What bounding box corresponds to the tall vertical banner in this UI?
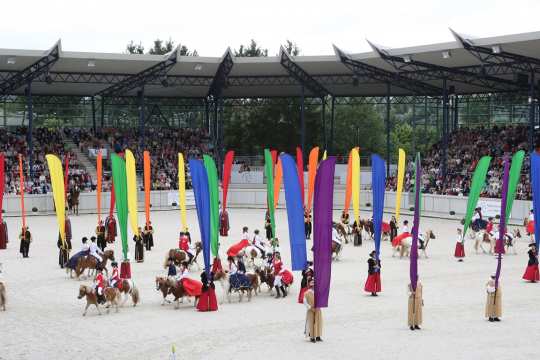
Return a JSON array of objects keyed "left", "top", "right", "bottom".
[
  {"left": 46, "top": 155, "right": 66, "bottom": 247},
  {"left": 371, "top": 154, "right": 386, "bottom": 259},
  {"left": 395, "top": 148, "right": 406, "bottom": 221},
  {"left": 18, "top": 154, "right": 26, "bottom": 229},
  {"left": 296, "top": 147, "right": 305, "bottom": 206},
  {"left": 313, "top": 157, "right": 336, "bottom": 308},
  {"left": 111, "top": 153, "right": 129, "bottom": 261},
  {"left": 125, "top": 150, "right": 139, "bottom": 236},
  {"left": 531, "top": 152, "right": 540, "bottom": 250},
  {"left": 504, "top": 150, "right": 525, "bottom": 224},
  {"left": 322, "top": 150, "right": 327, "bottom": 160},
  {"left": 264, "top": 149, "right": 276, "bottom": 238},
  {"left": 351, "top": 148, "right": 360, "bottom": 226},
  {"left": 0, "top": 154, "right": 4, "bottom": 223},
  {"left": 178, "top": 153, "right": 187, "bottom": 231},
  {"left": 273, "top": 158, "right": 283, "bottom": 208},
  {"left": 143, "top": 151, "right": 151, "bottom": 226},
  {"left": 222, "top": 150, "right": 235, "bottom": 212},
  {"left": 344, "top": 149, "right": 353, "bottom": 214},
  {"left": 307, "top": 147, "right": 320, "bottom": 211},
  {"left": 495, "top": 156, "right": 510, "bottom": 287},
  {"left": 280, "top": 154, "right": 307, "bottom": 271},
  {"left": 410, "top": 153, "right": 422, "bottom": 292},
  {"left": 203, "top": 155, "right": 220, "bottom": 257},
  {"left": 96, "top": 151, "right": 102, "bottom": 223},
  {"left": 462, "top": 156, "right": 492, "bottom": 238},
  {"left": 189, "top": 160, "right": 211, "bottom": 274}
]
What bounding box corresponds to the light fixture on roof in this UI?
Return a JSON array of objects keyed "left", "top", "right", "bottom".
[
  {"left": 87, "top": 60, "right": 96, "bottom": 67},
  {"left": 194, "top": 64, "right": 203, "bottom": 71},
  {"left": 442, "top": 50, "right": 451, "bottom": 59},
  {"left": 7, "top": 57, "right": 16, "bottom": 65},
  {"left": 403, "top": 55, "right": 412, "bottom": 63},
  {"left": 491, "top": 45, "right": 502, "bottom": 54}
]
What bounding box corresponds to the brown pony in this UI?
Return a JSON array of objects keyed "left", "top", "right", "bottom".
[
  {"left": 77, "top": 284, "right": 120, "bottom": 316},
  {"left": 165, "top": 278, "right": 199, "bottom": 309},
  {"left": 155, "top": 276, "right": 172, "bottom": 305},
  {"left": 331, "top": 241, "right": 343, "bottom": 260},
  {"left": 109, "top": 279, "right": 139, "bottom": 306},
  {"left": 335, "top": 223, "right": 349, "bottom": 244},
  {"left": 73, "top": 250, "right": 115, "bottom": 279},
  {"left": 165, "top": 242, "right": 203, "bottom": 268},
  {"left": 255, "top": 266, "right": 275, "bottom": 293},
  {"left": 0, "top": 282, "right": 5, "bottom": 311}
]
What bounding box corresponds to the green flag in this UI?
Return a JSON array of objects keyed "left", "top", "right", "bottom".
[
  {"left": 264, "top": 149, "right": 276, "bottom": 238},
  {"left": 111, "top": 153, "right": 129, "bottom": 260},
  {"left": 505, "top": 150, "right": 525, "bottom": 224},
  {"left": 203, "top": 155, "right": 220, "bottom": 257},
  {"left": 463, "top": 156, "right": 492, "bottom": 237}
]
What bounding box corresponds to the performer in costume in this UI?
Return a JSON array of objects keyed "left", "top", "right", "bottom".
[
  {"left": 19, "top": 226, "right": 31, "bottom": 258},
  {"left": 211, "top": 256, "right": 223, "bottom": 275},
  {"left": 219, "top": 207, "right": 230, "bottom": 236},
  {"left": 143, "top": 222, "right": 154, "bottom": 251},
  {"left": 331, "top": 223, "right": 342, "bottom": 253},
  {"left": 133, "top": 227, "right": 144, "bottom": 263},
  {"left": 264, "top": 211, "right": 272, "bottom": 241},
  {"left": 179, "top": 231, "right": 195, "bottom": 263},
  {"left": 166, "top": 258, "right": 177, "bottom": 277},
  {"left": 197, "top": 271, "right": 218, "bottom": 312},
  {"left": 303, "top": 279, "right": 323, "bottom": 343},
  {"left": 176, "top": 262, "right": 202, "bottom": 297},
  {"left": 298, "top": 261, "right": 314, "bottom": 304},
  {"left": 0, "top": 219, "right": 8, "bottom": 249},
  {"left": 304, "top": 209, "right": 312, "bottom": 240},
  {"left": 472, "top": 207, "right": 487, "bottom": 231},
  {"left": 109, "top": 261, "right": 121, "bottom": 289},
  {"left": 94, "top": 266, "right": 106, "bottom": 304},
  {"left": 96, "top": 220, "right": 106, "bottom": 251},
  {"left": 272, "top": 252, "right": 293, "bottom": 298},
  {"left": 454, "top": 228, "right": 465, "bottom": 261},
  {"left": 485, "top": 275, "right": 502, "bottom": 322},
  {"left": 105, "top": 214, "right": 117, "bottom": 243},
  {"left": 89, "top": 236, "right": 103, "bottom": 262},
  {"left": 522, "top": 243, "right": 540, "bottom": 282},
  {"left": 364, "top": 251, "right": 381, "bottom": 296},
  {"left": 407, "top": 279, "right": 423, "bottom": 330},
  {"left": 392, "top": 220, "right": 410, "bottom": 248},
  {"left": 227, "top": 256, "right": 251, "bottom": 291},
  {"left": 66, "top": 237, "right": 90, "bottom": 270},
  {"left": 57, "top": 218, "right": 72, "bottom": 268},
  {"left": 527, "top": 210, "right": 535, "bottom": 242},
  {"left": 389, "top": 216, "right": 398, "bottom": 242},
  {"left": 352, "top": 219, "right": 362, "bottom": 247},
  {"left": 252, "top": 229, "right": 267, "bottom": 258}
]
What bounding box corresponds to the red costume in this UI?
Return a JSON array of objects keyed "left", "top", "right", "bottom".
[
  {"left": 523, "top": 248, "right": 540, "bottom": 282},
  {"left": 179, "top": 234, "right": 190, "bottom": 252},
  {"left": 486, "top": 221, "right": 494, "bottom": 234},
  {"left": 392, "top": 232, "right": 410, "bottom": 247},
  {"left": 364, "top": 258, "right": 382, "bottom": 293},
  {"left": 95, "top": 273, "right": 106, "bottom": 293},
  {"left": 110, "top": 267, "right": 122, "bottom": 290},
  {"left": 454, "top": 242, "right": 465, "bottom": 258},
  {"left": 273, "top": 259, "right": 283, "bottom": 275},
  {"left": 211, "top": 258, "right": 223, "bottom": 274},
  {"left": 381, "top": 222, "right": 391, "bottom": 233},
  {"left": 527, "top": 220, "right": 535, "bottom": 235},
  {"left": 105, "top": 216, "right": 117, "bottom": 243},
  {"left": 181, "top": 278, "right": 203, "bottom": 297},
  {"left": 280, "top": 269, "right": 293, "bottom": 285},
  {"left": 226, "top": 239, "right": 250, "bottom": 257},
  {"left": 219, "top": 210, "right": 230, "bottom": 236}
]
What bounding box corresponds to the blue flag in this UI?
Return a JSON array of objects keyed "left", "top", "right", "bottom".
[
  {"left": 188, "top": 159, "right": 211, "bottom": 275},
  {"left": 371, "top": 154, "right": 386, "bottom": 259}
]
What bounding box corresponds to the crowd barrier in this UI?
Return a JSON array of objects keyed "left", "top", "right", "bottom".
[{"left": 3, "top": 188, "right": 531, "bottom": 224}]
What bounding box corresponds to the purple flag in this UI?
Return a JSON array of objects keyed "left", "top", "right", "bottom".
[
  {"left": 313, "top": 157, "right": 336, "bottom": 308},
  {"left": 410, "top": 153, "right": 422, "bottom": 292},
  {"left": 532, "top": 152, "right": 540, "bottom": 250},
  {"left": 495, "top": 155, "right": 510, "bottom": 288}
]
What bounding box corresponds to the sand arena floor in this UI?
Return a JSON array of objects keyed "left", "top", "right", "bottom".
[{"left": 0, "top": 208, "right": 539, "bottom": 360}]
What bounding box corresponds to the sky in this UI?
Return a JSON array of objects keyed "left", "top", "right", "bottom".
[{"left": 2, "top": 0, "right": 540, "bottom": 56}]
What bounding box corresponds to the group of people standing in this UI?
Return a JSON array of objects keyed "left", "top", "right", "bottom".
[{"left": 133, "top": 223, "right": 155, "bottom": 263}]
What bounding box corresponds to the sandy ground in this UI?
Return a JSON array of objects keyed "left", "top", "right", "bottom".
[{"left": 0, "top": 208, "right": 539, "bottom": 360}]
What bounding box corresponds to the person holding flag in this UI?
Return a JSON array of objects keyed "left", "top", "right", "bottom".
[
  {"left": 408, "top": 277, "right": 424, "bottom": 330},
  {"left": 364, "top": 251, "right": 381, "bottom": 296},
  {"left": 485, "top": 274, "right": 502, "bottom": 322}
]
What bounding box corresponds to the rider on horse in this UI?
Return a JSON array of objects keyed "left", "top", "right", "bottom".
[
  {"left": 89, "top": 236, "right": 103, "bottom": 262},
  {"left": 94, "top": 266, "right": 106, "bottom": 304},
  {"left": 332, "top": 223, "right": 342, "bottom": 252},
  {"left": 109, "top": 261, "right": 121, "bottom": 289},
  {"left": 252, "top": 229, "right": 266, "bottom": 258},
  {"left": 179, "top": 231, "right": 194, "bottom": 263}
]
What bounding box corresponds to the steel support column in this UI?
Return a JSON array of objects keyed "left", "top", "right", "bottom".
[
  {"left": 300, "top": 86, "right": 306, "bottom": 160},
  {"left": 385, "top": 82, "right": 391, "bottom": 176},
  {"left": 442, "top": 79, "right": 449, "bottom": 180},
  {"left": 91, "top": 96, "right": 96, "bottom": 134},
  {"left": 321, "top": 98, "right": 327, "bottom": 151},
  {"left": 529, "top": 71, "right": 536, "bottom": 152},
  {"left": 26, "top": 82, "right": 34, "bottom": 177},
  {"left": 330, "top": 96, "right": 335, "bottom": 155}
]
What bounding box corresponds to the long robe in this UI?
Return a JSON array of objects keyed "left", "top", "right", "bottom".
[
  {"left": 133, "top": 234, "right": 144, "bottom": 262},
  {"left": 143, "top": 225, "right": 154, "bottom": 251},
  {"left": 485, "top": 281, "right": 502, "bottom": 318},
  {"left": 96, "top": 225, "right": 106, "bottom": 251},
  {"left": 0, "top": 221, "right": 7, "bottom": 249},
  {"left": 304, "top": 289, "right": 323, "bottom": 339},
  {"left": 407, "top": 282, "right": 423, "bottom": 326}
]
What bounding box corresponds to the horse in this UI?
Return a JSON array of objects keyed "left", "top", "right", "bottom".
[
  {"left": 72, "top": 250, "right": 115, "bottom": 279},
  {"left": 396, "top": 230, "right": 436, "bottom": 258},
  {"left": 165, "top": 242, "right": 202, "bottom": 269},
  {"left": 77, "top": 284, "right": 120, "bottom": 316},
  {"left": 0, "top": 282, "right": 5, "bottom": 311},
  {"left": 505, "top": 228, "right": 521, "bottom": 254},
  {"left": 213, "top": 270, "right": 230, "bottom": 304},
  {"left": 155, "top": 276, "right": 173, "bottom": 305},
  {"left": 335, "top": 223, "right": 349, "bottom": 244},
  {"left": 165, "top": 278, "right": 198, "bottom": 309},
  {"left": 470, "top": 230, "right": 495, "bottom": 254},
  {"left": 255, "top": 266, "right": 275, "bottom": 294},
  {"left": 109, "top": 279, "right": 139, "bottom": 307},
  {"left": 331, "top": 240, "right": 343, "bottom": 261},
  {"left": 246, "top": 246, "right": 268, "bottom": 269}
]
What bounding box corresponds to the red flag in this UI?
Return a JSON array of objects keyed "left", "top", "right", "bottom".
[
  {"left": 296, "top": 147, "right": 304, "bottom": 206},
  {"left": 270, "top": 150, "right": 278, "bottom": 173},
  {"left": 307, "top": 147, "right": 320, "bottom": 211},
  {"left": 222, "top": 150, "right": 235, "bottom": 211}
]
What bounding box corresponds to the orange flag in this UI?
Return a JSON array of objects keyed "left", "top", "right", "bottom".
[
  {"left": 307, "top": 147, "right": 320, "bottom": 211},
  {"left": 143, "top": 151, "right": 151, "bottom": 226},
  {"left": 274, "top": 158, "right": 283, "bottom": 208},
  {"left": 18, "top": 154, "right": 26, "bottom": 229},
  {"left": 96, "top": 151, "right": 102, "bottom": 223}
]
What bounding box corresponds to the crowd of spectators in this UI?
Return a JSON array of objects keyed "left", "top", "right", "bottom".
[{"left": 386, "top": 125, "right": 532, "bottom": 200}]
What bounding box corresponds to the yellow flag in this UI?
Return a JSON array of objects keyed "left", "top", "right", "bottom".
[
  {"left": 178, "top": 153, "right": 187, "bottom": 231},
  {"left": 322, "top": 150, "right": 327, "bottom": 160},
  {"left": 46, "top": 154, "right": 66, "bottom": 246},
  {"left": 351, "top": 148, "right": 360, "bottom": 225},
  {"left": 125, "top": 149, "right": 139, "bottom": 236},
  {"left": 395, "top": 148, "right": 406, "bottom": 221}
]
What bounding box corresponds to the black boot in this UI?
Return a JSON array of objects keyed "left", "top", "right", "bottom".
[
  {"left": 414, "top": 325, "right": 421, "bottom": 330},
  {"left": 275, "top": 286, "right": 281, "bottom": 298},
  {"left": 410, "top": 326, "right": 415, "bottom": 330},
  {"left": 488, "top": 317, "right": 494, "bottom": 322},
  {"left": 316, "top": 337, "right": 322, "bottom": 342},
  {"left": 494, "top": 317, "right": 501, "bottom": 322},
  {"left": 281, "top": 286, "right": 287, "bottom": 298},
  {"left": 310, "top": 338, "right": 316, "bottom": 343}
]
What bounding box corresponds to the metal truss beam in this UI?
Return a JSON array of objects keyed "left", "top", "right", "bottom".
[
  {"left": 97, "top": 46, "right": 179, "bottom": 97},
  {"left": 333, "top": 45, "right": 440, "bottom": 95},
  {"left": 0, "top": 40, "right": 61, "bottom": 96},
  {"left": 367, "top": 41, "right": 522, "bottom": 92},
  {"left": 280, "top": 47, "right": 331, "bottom": 97},
  {"left": 207, "top": 49, "right": 234, "bottom": 98}
]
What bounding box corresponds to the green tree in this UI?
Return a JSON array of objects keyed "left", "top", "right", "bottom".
[
  {"left": 126, "top": 41, "right": 144, "bottom": 54},
  {"left": 234, "top": 40, "right": 268, "bottom": 57}
]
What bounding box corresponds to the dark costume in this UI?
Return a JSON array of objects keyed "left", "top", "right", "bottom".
[
  {"left": 167, "top": 261, "right": 177, "bottom": 277},
  {"left": 197, "top": 272, "right": 218, "bottom": 312},
  {"left": 220, "top": 210, "right": 230, "bottom": 236},
  {"left": 96, "top": 223, "right": 106, "bottom": 251},
  {"left": 298, "top": 266, "right": 314, "bottom": 304},
  {"left": 0, "top": 220, "right": 7, "bottom": 249},
  {"left": 229, "top": 260, "right": 251, "bottom": 290},
  {"left": 105, "top": 215, "right": 117, "bottom": 243},
  {"left": 352, "top": 221, "right": 362, "bottom": 246},
  {"left": 265, "top": 214, "right": 272, "bottom": 241},
  {"left": 133, "top": 233, "right": 144, "bottom": 262},
  {"left": 523, "top": 248, "right": 540, "bottom": 282},
  {"left": 390, "top": 218, "right": 398, "bottom": 242},
  {"left": 364, "top": 257, "right": 382, "bottom": 294},
  {"left": 19, "top": 228, "right": 31, "bottom": 258},
  {"left": 304, "top": 213, "right": 312, "bottom": 240},
  {"left": 57, "top": 219, "right": 73, "bottom": 268},
  {"left": 143, "top": 224, "right": 154, "bottom": 251}
]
